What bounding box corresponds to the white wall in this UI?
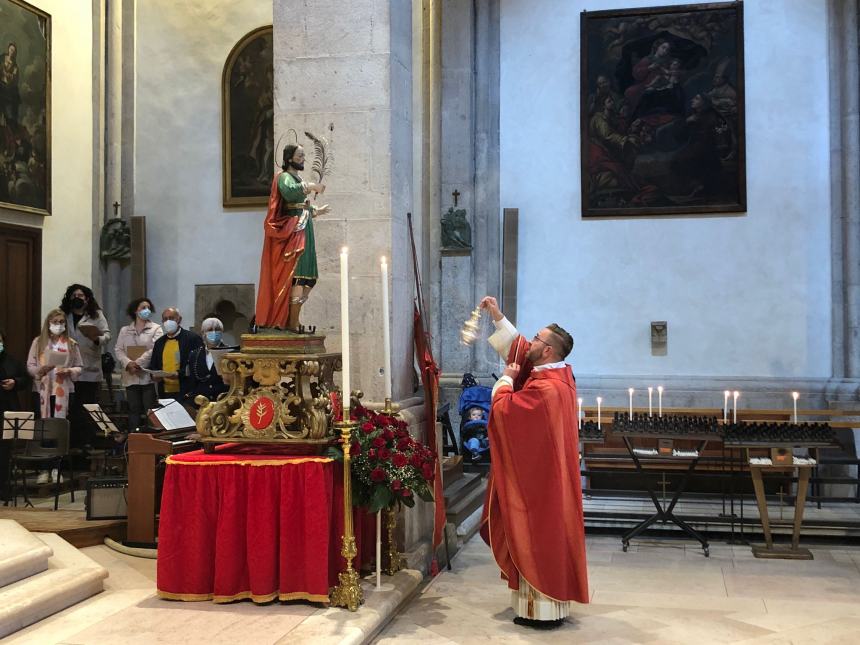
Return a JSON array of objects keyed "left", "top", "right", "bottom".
[
  {"left": 500, "top": 0, "right": 831, "bottom": 378},
  {"left": 0, "top": 0, "right": 94, "bottom": 316},
  {"left": 135, "top": 0, "right": 271, "bottom": 324}
]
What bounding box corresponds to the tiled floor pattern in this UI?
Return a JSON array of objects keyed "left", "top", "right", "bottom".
[{"left": 374, "top": 535, "right": 860, "bottom": 644}]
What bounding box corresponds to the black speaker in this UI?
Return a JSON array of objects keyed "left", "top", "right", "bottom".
[{"left": 86, "top": 476, "right": 128, "bottom": 520}]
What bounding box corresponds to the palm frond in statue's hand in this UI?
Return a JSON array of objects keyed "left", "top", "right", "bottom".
[{"left": 304, "top": 130, "right": 333, "bottom": 192}]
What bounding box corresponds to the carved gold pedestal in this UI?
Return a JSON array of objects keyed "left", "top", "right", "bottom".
[{"left": 195, "top": 331, "right": 341, "bottom": 450}]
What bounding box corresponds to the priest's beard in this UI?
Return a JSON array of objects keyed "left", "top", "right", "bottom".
[{"left": 290, "top": 161, "right": 305, "bottom": 171}]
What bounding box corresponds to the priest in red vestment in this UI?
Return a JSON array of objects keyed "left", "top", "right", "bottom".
[{"left": 478, "top": 296, "right": 588, "bottom": 629}]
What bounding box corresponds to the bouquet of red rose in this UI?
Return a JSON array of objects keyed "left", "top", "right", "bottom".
[{"left": 330, "top": 404, "right": 436, "bottom": 512}]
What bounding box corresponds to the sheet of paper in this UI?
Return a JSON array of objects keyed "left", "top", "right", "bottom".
[
  {"left": 83, "top": 403, "right": 120, "bottom": 435},
  {"left": 44, "top": 349, "right": 68, "bottom": 367},
  {"left": 145, "top": 369, "right": 179, "bottom": 379},
  {"left": 126, "top": 345, "right": 147, "bottom": 361},
  {"left": 2, "top": 412, "right": 36, "bottom": 440},
  {"left": 152, "top": 399, "right": 196, "bottom": 431}
]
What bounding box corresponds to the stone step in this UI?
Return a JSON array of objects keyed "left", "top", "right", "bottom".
[
  {"left": 0, "top": 532, "right": 108, "bottom": 639},
  {"left": 442, "top": 455, "right": 464, "bottom": 487},
  {"left": 445, "top": 476, "right": 487, "bottom": 527},
  {"left": 443, "top": 471, "right": 484, "bottom": 507},
  {"left": 0, "top": 520, "right": 52, "bottom": 588}
]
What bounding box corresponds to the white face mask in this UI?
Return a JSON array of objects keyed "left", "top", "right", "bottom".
[
  {"left": 49, "top": 323, "right": 65, "bottom": 336},
  {"left": 163, "top": 319, "right": 179, "bottom": 335}
]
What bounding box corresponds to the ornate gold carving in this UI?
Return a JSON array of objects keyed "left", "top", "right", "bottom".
[
  {"left": 383, "top": 506, "right": 405, "bottom": 575},
  {"left": 196, "top": 348, "right": 342, "bottom": 446}
]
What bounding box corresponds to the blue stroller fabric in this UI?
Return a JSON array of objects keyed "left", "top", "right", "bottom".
[{"left": 459, "top": 374, "right": 492, "bottom": 462}]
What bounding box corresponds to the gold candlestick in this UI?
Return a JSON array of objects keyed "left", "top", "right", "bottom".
[
  {"left": 383, "top": 506, "right": 405, "bottom": 575},
  {"left": 460, "top": 306, "right": 482, "bottom": 346},
  {"left": 330, "top": 420, "right": 364, "bottom": 611}
]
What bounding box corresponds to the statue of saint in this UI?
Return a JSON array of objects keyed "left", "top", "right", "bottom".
[{"left": 255, "top": 144, "right": 330, "bottom": 332}]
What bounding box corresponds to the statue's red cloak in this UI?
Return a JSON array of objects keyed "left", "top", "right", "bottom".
[
  {"left": 480, "top": 336, "right": 589, "bottom": 604},
  {"left": 255, "top": 173, "right": 305, "bottom": 328}
]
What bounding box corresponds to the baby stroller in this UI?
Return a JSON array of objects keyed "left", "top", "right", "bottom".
[{"left": 458, "top": 373, "right": 492, "bottom": 464}]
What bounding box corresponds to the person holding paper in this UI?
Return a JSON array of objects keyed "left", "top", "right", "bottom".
[
  {"left": 148, "top": 307, "right": 203, "bottom": 401},
  {"left": 26, "top": 309, "right": 83, "bottom": 423},
  {"left": 60, "top": 284, "right": 111, "bottom": 447},
  {"left": 186, "top": 317, "right": 231, "bottom": 407},
  {"left": 115, "top": 297, "right": 164, "bottom": 431}
]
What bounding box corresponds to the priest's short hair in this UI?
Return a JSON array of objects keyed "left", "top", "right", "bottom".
[{"left": 547, "top": 323, "right": 574, "bottom": 359}]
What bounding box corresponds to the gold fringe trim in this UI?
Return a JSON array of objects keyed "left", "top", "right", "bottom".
[
  {"left": 165, "top": 456, "right": 333, "bottom": 466},
  {"left": 157, "top": 589, "right": 330, "bottom": 604}
]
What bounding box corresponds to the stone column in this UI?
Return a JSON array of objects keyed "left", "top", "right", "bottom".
[
  {"left": 438, "top": 0, "right": 501, "bottom": 398},
  {"left": 273, "top": 0, "right": 414, "bottom": 403},
  {"left": 829, "top": 0, "right": 860, "bottom": 383}
]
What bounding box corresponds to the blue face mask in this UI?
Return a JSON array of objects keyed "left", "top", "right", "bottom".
[
  {"left": 205, "top": 331, "right": 222, "bottom": 345},
  {"left": 163, "top": 319, "right": 179, "bottom": 335},
  {"left": 0, "top": 343, "right": 4, "bottom": 354},
  {"left": 138, "top": 308, "right": 152, "bottom": 320}
]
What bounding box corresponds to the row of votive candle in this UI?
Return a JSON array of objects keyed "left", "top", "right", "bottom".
[{"left": 722, "top": 390, "right": 801, "bottom": 424}]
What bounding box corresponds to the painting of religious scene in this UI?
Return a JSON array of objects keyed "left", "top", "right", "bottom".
[
  {"left": 0, "top": 0, "right": 50, "bottom": 216},
  {"left": 222, "top": 25, "right": 273, "bottom": 207},
  {"left": 580, "top": 2, "right": 745, "bottom": 217}
]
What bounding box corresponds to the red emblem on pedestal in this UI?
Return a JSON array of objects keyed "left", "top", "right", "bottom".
[{"left": 249, "top": 396, "right": 275, "bottom": 430}]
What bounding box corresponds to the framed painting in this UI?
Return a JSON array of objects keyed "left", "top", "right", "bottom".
[
  {"left": 0, "top": 0, "right": 50, "bottom": 216},
  {"left": 580, "top": 2, "right": 745, "bottom": 217},
  {"left": 222, "top": 25, "right": 273, "bottom": 208}
]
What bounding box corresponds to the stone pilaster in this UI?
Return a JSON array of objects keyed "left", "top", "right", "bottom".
[{"left": 273, "top": 0, "right": 414, "bottom": 402}]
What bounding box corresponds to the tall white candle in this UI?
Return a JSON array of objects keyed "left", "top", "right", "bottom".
[
  {"left": 596, "top": 397, "right": 602, "bottom": 430},
  {"left": 376, "top": 511, "right": 382, "bottom": 589},
  {"left": 732, "top": 390, "right": 739, "bottom": 424},
  {"left": 723, "top": 390, "right": 730, "bottom": 423},
  {"left": 340, "top": 247, "right": 350, "bottom": 421},
  {"left": 657, "top": 386, "right": 664, "bottom": 417},
  {"left": 380, "top": 256, "right": 392, "bottom": 401},
  {"left": 577, "top": 397, "right": 583, "bottom": 431},
  {"left": 628, "top": 388, "right": 634, "bottom": 420},
  {"left": 792, "top": 391, "right": 799, "bottom": 424},
  {"left": 648, "top": 387, "right": 653, "bottom": 417}
]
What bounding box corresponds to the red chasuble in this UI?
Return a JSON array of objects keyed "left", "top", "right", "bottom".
[
  {"left": 255, "top": 173, "right": 306, "bottom": 328},
  {"left": 480, "top": 336, "right": 589, "bottom": 604}
]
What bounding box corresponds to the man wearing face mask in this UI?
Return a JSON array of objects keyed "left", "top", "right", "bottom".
[
  {"left": 60, "top": 284, "right": 111, "bottom": 448},
  {"left": 186, "top": 318, "right": 233, "bottom": 407},
  {"left": 147, "top": 307, "right": 203, "bottom": 401}
]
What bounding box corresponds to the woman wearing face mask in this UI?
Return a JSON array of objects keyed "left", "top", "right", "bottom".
[
  {"left": 186, "top": 318, "right": 232, "bottom": 407},
  {"left": 27, "top": 310, "right": 84, "bottom": 418},
  {"left": 114, "top": 298, "right": 164, "bottom": 431},
  {"left": 60, "top": 284, "right": 111, "bottom": 447}
]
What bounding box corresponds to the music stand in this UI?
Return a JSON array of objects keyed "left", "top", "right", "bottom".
[
  {"left": 83, "top": 404, "right": 120, "bottom": 437},
  {"left": 2, "top": 412, "right": 36, "bottom": 507}
]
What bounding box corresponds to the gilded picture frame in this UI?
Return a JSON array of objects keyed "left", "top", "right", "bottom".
[
  {"left": 580, "top": 2, "right": 746, "bottom": 217},
  {"left": 222, "top": 25, "right": 273, "bottom": 208},
  {"left": 0, "top": 0, "right": 51, "bottom": 216}
]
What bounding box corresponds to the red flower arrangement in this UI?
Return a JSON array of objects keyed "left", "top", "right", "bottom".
[{"left": 331, "top": 404, "right": 436, "bottom": 512}]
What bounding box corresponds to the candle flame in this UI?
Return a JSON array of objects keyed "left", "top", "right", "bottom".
[
  {"left": 381, "top": 255, "right": 387, "bottom": 265},
  {"left": 628, "top": 388, "right": 634, "bottom": 394},
  {"left": 341, "top": 246, "right": 349, "bottom": 254},
  {"left": 724, "top": 390, "right": 730, "bottom": 397},
  {"left": 733, "top": 390, "right": 739, "bottom": 398},
  {"left": 792, "top": 391, "right": 799, "bottom": 400},
  {"left": 596, "top": 396, "right": 603, "bottom": 403},
  {"left": 648, "top": 386, "right": 653, "bottom": 393},
  {"left": 657, "top": 386, "right": 664, "bottom": 393}
]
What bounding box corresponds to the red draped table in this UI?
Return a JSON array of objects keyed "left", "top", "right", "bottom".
[{"left": 156, "top": 445, "right": 374, "bottom": 604}]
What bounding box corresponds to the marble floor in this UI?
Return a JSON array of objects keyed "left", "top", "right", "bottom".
[{"left": 374, "top": 535, "right": 860, "bottom": 644}]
